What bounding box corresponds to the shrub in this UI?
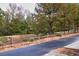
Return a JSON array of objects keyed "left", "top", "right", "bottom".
[
  {"left": 0, "top": 36, "right": 7, "bottom": 46},
  {"left": 0, "top": 41, "right": 3, "bottom": 46},
  {"left": 0, "top": 36, "right": 7, "bottom": 42},
  {"left": 23, "top": 38, "right": 37, "bottom": 42},
  {"left": 22, "top": 39, "right": 28, "bottom": 42},
  {"left": 55, "top": 32, "right": 62, "bottom": 36}
]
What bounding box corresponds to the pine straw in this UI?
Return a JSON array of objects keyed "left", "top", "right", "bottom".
[{"left": 56, "top": 48, "right": 79, "bottom": 56}]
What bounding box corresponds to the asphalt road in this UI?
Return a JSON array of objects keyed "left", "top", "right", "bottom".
[{"left": 0, "top": 35, "right": 79, "bottom": 56}]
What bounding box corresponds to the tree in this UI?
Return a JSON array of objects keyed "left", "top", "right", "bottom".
[
  {"left": 35, "top": 3, "right": 68, "bottom": 34},
  {"left": 35, "top": 3, "right": 79, "bottom": 35},
  {"left": 9, "top": 3, "right": 17, "bottom": 20},
  {"left": 9, "top": 18, "right": 28, "bottom": 35},
  {"left": 0, "top": 8, "right": 6, "bottom": 35}
]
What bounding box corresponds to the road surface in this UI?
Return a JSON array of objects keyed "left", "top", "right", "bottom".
[
  {"left": 0, "top": 35, "right": 79, "bottom": 56},
  {"left": 65, "top": 37, "right": 79, "bottom": 49}
]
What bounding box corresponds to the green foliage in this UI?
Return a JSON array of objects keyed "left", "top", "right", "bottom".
[
  {"left": 35, "top": 3, "right": 79, "bottom": 34},
  {"left": 23, "top": 38, "right": 37, "bottom": 42},
  {"left": 0, "top": 36, "right": 7, "bottom": 42},
  {"left": 0, "top": 36, "right": 7, "bottom": 46},
  {"left": 8, "top": 19, "right": 28, "bottom": 35},
  {"left": 55, "top": 32, "right": 62, "bottom": 36},
  {"left": 0, "top": 4, "right": 79, "bottom": 36}
]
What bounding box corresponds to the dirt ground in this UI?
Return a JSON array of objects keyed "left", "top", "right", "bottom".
[{"left": 56, "top": 48, "right": 79, "bottom": 56}]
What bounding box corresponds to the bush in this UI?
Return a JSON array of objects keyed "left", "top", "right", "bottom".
[
  {"left": 0, "top": 41, "right": 4, "bottom": 46},
  {"left": 23, "top": 39, "right": 28, "bottom": 42},
  {"left": 55, "top": 32, "right": 62, "bottom": 36},
  {"left": 0, "top": 36, "right": 7, "bottom": 46},
  {"left": 28, "top": 39, "right": 35, "bottom": 42},
  {"left": 23, "top": 38, "right": 37, "bottom": 42},
  {"left": 0, "top": 36, "right": 7, "bottom": 42}
]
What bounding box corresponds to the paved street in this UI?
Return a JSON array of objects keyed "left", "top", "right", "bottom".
[
  {"left": 0, "top": 35, "right": 79, "bottom": 56},
  {"left": 65, "top": 36, "right": 79, "bottom": 49}
]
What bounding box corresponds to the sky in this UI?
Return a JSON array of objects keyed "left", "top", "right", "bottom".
[{"left": 0, "top": 3, "right": 36, "bottom": 13}]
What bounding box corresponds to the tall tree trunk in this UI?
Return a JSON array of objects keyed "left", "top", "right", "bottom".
[
  {"left": 78, "top": 23, "right": 79, "bottom": 32},
  {"left": 63, "top": 19, "right": 65, "bottom": 34},
  {"left": 68, "top": 22, "right": 70, "bottom": 34},
  {"left": 73, "top": 22, "right": 76, "bottom": 33},
  {"left": 48, "top": 16, "right": 53, "bottom": 34},
  {"left": 48, "top": 21, "right": 53, "bottom": 34}
]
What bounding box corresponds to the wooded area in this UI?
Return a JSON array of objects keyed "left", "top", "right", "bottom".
[{"left": 0, "top": 3, "right": 79, "bottom": 36}]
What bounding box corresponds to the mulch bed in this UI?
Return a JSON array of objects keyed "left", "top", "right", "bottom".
[{"left": 56, "top": 48, "right": 79, "bottom": 56}]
